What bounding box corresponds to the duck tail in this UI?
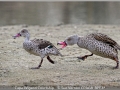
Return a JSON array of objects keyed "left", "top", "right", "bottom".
[
  {"left": 116, "top": 44, "right": 120, "bottom": 50},
  {"left": 54, "top": 46, "right": 63, "bottom": 57},
  {"left": 47, "top": 45, "right": 63, "bottom": 57}
]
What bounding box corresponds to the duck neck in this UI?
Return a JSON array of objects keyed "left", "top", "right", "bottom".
[
  {"left": 77, "top": 36, "right": 86, "bottom": 48},
  {"left": 25, "top": 33, "right": 30, "bottom": 42},
  {"left": 74, "top": 36, "right": 79, "bottom": 44}
]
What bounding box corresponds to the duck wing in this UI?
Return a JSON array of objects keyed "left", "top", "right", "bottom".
[
  {"left": 31, "top": 38, "right": 63, "bottom": 56},
  {"left": 31, "top": 38, "right": 53, "bottom": 49},
  {"left": 90, "top": 33, "right": 117, "bottom": 46}
]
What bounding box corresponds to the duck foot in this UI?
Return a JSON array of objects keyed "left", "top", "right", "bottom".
[
  {"left": 113, "top": 65, "right": 119, "bottom": 69},
  {"left": 113, "top": 66, "right": 119, "bottom": 69},
  {"left": 30, "top": 66, "right": 41, "bottom": 69},
  {"left": 77, "top": 53, "right": 93, "bottom": 61},
  {"left": 77, "top": 56, "right": 87, "bottom": 61},
  {"left": 30, "top": 59, "right": 43, "bottom": 69}
]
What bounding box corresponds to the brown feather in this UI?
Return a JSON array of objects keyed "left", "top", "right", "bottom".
[
  {"left": 31, "top": 38, "right": 53, "bottom": 49},
  {"left": 90, "top": 33, "right": 117, "bottom": 46}
]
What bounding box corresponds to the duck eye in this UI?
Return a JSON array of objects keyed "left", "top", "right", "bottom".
[
  {"left": 22, "top": 30, "right": 25, "bottom": 33},
  {"left": 67, "top": 38, "right": 71, "bottom": 41}
]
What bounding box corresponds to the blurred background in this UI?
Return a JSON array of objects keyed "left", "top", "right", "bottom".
[{"left": 0, "top": 2, "right": 120, "bottom": 26}]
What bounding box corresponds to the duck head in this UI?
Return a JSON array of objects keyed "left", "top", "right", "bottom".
[
  {"left": 57, "top": 35, "right": 79, "bottom": 49},
  {"left": 13, "top": 29, "right": 29, "bottom": 39}
]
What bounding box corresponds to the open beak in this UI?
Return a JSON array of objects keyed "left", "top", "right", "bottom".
[
  {"left": 12, "top": 33, "right": 21, "bottom": 39},
  {"left": 57, "top": 41, "right": 67, "bottom": 48}
]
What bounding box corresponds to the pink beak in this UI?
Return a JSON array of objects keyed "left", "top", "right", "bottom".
[
  {"left": 13, "top": 33, "right": 21, "bottom": 39},
  {"left": 57, "top": 41, "right": 67, "bottom": 48}
]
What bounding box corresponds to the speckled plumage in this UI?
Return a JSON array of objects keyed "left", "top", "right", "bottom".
[
  {"left": 23, "top": 38, "right": 61, "bottom": 58},
  {"left": 13, "top": 29, "right": 62, "bottom": 69},
  {"left": 77, "top": 33, "right": 119, "bottom": 59},
  {"left": 58, "top": 33, "right": 120, "bottom": 69}
]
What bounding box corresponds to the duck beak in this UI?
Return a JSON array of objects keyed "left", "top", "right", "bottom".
[
  {"left": 13, "top": 33, "right": 21, "bottom": 39},
  {"left": 57, "top": 41, "right": 67, "bottom": 48}
]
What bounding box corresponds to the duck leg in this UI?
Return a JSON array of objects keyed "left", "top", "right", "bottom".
[
  {"left": 113, "top": 57, "right": 119, "bottom": 69},
  {"left": 47, "top": 56, "right": 54, "bottom": 64},
  {"left": 30, "top": 59, "right": 43, "bottom": 69},
  {"left": 77, "top": 53, "right": 93, "bottom": 61}
]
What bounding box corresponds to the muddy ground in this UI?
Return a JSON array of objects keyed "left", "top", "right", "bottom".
[{"left": 0, "top": 24, "right": 120, "bottom": 89}]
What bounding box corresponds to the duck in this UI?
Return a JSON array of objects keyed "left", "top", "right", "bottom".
[
  {"left": 13, "top": 29, "right": 62, "bottom": 69},
  {"left": 57, "top": 33, "right": 120, "bottom": 69}
]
